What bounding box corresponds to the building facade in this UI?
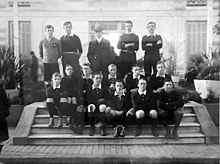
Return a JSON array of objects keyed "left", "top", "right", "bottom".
[{"left": 0, "top": 0, "right": 219, "bottom": 76}]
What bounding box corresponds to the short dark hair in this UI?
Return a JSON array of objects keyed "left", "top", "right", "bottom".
[
  {"left": 65, "top": 64, "right": 73, "bottom": 69},
  {"left": 52, "top": 72, "right": 61, "bottom": 79},
  {"left": 92, "top": 72, "right": 102, "bottom": 78},
  {"left": 132, "top": 63, "right": 140, "bottom": 68},
  {"left": 63, "top": 21, "right": 72, "bottom": 27},
  {"left": 147, "top": 21, "right": 156, "bottom": 27},
  {"left": 164, "top": 78, "right": 173, "bottom": 84},
  {"left": 139, "top": 76, "right": 147, "bottom": 82},
  {"left": 125, "top": 20, "right": 133, "bottom": 26},
  {"left": 115, "top": 79, "right": 125, "bottom": 86},
  {"left": 156, "top": 61, "right": 165, "bottom": 67},
  {"left": 45, "top": 25, "right": 54, "bottom": 31}
]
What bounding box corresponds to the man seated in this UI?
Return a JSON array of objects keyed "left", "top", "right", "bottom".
[
  {"left": 157, "top": 78, "right": 184, "bottom": 140},
  {"left": 102, "top": 63, "right": 119, "bottom": 93},
  {"left": 46, "top": 72, "right": 67, "bottom": 128},
  {"left": 148, "top": 61, "right": 171, "bottom": 93},
  {"left": 106, "top": 79, "right": 131, "bottom": 137},
  {"left": 61, "top": 64, "right": 84, "bottom": 134},
  {"left": 126, "top": 77, "right": 159, "bottom": 137},
  {"left": 124, "top": 64, "right": 144, "bottom": 95},
  {"left": 86, "top": 72, "right": 108, "bottom": 136}
]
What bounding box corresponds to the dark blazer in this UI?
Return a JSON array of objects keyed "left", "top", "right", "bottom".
[
  {"left": 87, "top": 38, "right": 115, "bottom": 74},
  {"left": 0, "top": 86, "right": 10, "bottom": 142}
]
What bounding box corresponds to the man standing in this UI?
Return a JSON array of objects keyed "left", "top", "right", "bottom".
[
  {"left": 117, "top": 20, "right": 139, "bottom": 79},
  {"left": 87, "top": 26, "right": 115, "bottom": 77},
  {"left": 39, "top": 25, "right": 61, "bottom": 87},
  {"left": 60, "top": 21, "right": 83, "bottom": 79},
  {"left": 142, "top": 22, "right": 163, "bottom": 78}
]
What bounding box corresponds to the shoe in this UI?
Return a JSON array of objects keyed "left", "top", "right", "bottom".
[
  {"left": 113, "top": 127, "right": 119, "bottom": 138},
  {"left": 48, "top": 118, "right": 54, "bottom": 127},
  {"left": 172, "top": 128, "right": 179, "bottom": 140},
  {"left": 70, "top": 123, "right": 78, "bottom": 133},
  {"left": 57, "top": 117, "right": 63, "bottom": 127},
  {"left": 66, "top": 116, "right": 72, "bottom": 126},
  {"left": 165, "top": 127, "right": 171, "bottom": 139},
  {"left": 119, "top": 127, "right": 125, "bottom": 137},
  {"left": 77, "top": 125, "right": 84, "bottom": 135},
  {"left": 134, "top": 127, "right": 142, "bottom": 137},
  {"left": 151, "top": 129, "right": 159, "bottom": 137},
  {"left": 100, "top": 127, "right": 106, "bottom": 136},
  {"left": 89, "top": 126, "right": 95, "bottom": 136}
]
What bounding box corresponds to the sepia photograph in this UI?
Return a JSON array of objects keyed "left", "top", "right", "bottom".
[{"left": 0, "top": 0, "right": 219, "bottom": 163}]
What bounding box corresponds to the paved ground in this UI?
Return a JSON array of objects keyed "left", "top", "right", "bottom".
[{"left": 0, "top": 128, "right": 219, "bottom": 164}]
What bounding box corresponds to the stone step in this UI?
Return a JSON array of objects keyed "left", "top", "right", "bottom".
[
  {"left": 27, "top": 133, "right": 205, "bottom": 145},
  {"left": 36, "top": 106, "right": 194, "bottom": 115},
  {"left": 33, "top": 113, "right": 197, "bottom": 125},
  {"left": 31, "top": 123, "right": 201, "bottom": 134}
]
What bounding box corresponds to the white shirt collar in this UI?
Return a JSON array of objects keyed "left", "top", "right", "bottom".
[
  {"left": 108, "top": 74, "right": 117, "bottom": 79},
  {"left": 125, "top": 31, "right": 132, "bottom": 34},
  {"left": 138, "top": 90, "right": 147, "bottom": 95},
  {"left": 83, "top": 74, "right": 92, "bottom": 79},
  {"left": 114, "top": 90, "right": 126, "bottom": 96},
  {"left": 92, "top": 84, "right": 102, "bottom": 90},
  {"left": 133, "top": 74, "right": 140, "bottom": 80},
  {"left": 148, "top": 33, "right": 156, "bottom": 37},
  {"left": 96, "top": 37, "right": 103, "bottom": 44},
  {"left": 53, "top": 85, "right": 61, "bottom": 89},
  {"left": 156, "top": 73, "right": 165, "bottom": 78}
]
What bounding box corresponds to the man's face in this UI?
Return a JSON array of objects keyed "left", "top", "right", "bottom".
[
  {"left": 65, "top": 66, "right": 73, "bottom": 76},
  {"left": 45, "top": 28, "right": 54, "bottom": 37},
  {"left": 95, "top": 31, "right": 102, "bottom": 39},
  {"left": 157, "top": 63, "right": 165, "bottom": 75},
  {"left": 125, "top": 23, "right": 133, "bottom": 33},
  {"left": 82, "top": 66, "right": 91, "bottom": 76},
  {"left": 115, "top": 82, "right": 124, "bottom": 92},
  {"left": 108, "top": 66, "right": 117, "bottom": 76},
  {"left": 164, "top": 81, "right": 173, "bottom": 92},
  {"left": 52, "top": 76, "right": 61, "bottom": 86},
  {"left": 64, "top": 23, "right": 72, "bottom": 35},
  {"left": 147, "top": 23, "right": 156, "bottom": 34},
  {"left": 93, "top": 74, "right": 102, "bottom": 85},
  {"left": 138, "top": 79, "right": 147, "bottom": 92},
  {"left": 132, "top": 66, "right": 140, "bottom": 77}
]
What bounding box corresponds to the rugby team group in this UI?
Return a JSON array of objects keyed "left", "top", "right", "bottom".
[{"left": 40, "top": 20, "right": 184, "bottom": 140}]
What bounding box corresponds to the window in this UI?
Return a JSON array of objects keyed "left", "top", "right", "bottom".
[
  {"left": 89, "top": 21, "right": 125, "bottom": 54},
  {"left": 9, "top": 21, "right": 31, "bottom": 56},
  {"left": 186, "top": 21, "right": 207, "bottom": 57}
]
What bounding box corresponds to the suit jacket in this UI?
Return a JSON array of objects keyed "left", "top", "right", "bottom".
[{"left": 87, "top": 38, "right": 115, "bottom": 73}]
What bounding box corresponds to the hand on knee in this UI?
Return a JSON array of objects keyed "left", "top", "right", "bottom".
[
  {"left": 149, "top": 110, "right": 158, "bottom": 119},
  {"left": 88, "top": 104, "right": 96, "bottom": 113},
  {"left": 77, "top": 105, "right": 84, "bottom": 112},
  {"left": 99, "top": 104, "right": 106, "bottom": 113},
  {"left": 136, "top": 110, "right": 145, "bottom": 119},
  {"left": 46, "top": 98, "right": 54, "bottom": 103},
  {"left": 60, "top": 97, "right": 67, "bottom": 103},
  {"left": 126, "top": 108, "right": 135, "bottom": 117},
  {"left": 71, "top": 97, "right": 77, "bottom": 104},
  {"left": 67, "top": 97, "right": 71, "bottom": 104}
]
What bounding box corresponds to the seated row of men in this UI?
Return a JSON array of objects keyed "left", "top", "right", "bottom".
[{"left": 45, "top": 61, "right": 184, "bottom": 140}]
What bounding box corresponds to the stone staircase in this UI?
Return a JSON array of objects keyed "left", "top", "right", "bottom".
[
  {"left": 19, "top": 102, "right": 212, "bottom": 145},
  {"left": 13, "top": 101, "right": 218, "bottom": 145}
]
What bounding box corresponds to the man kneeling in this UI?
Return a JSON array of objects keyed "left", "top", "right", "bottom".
[{"left": 157, "top": 78, "right": 184, "bottom": 140}]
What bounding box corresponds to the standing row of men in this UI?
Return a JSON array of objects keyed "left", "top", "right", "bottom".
[{"left": 39, "top": 20, "right": 163, "bottom": 86}]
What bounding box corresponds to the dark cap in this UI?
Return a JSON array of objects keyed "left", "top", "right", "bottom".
[{"left": 93, "top": 26, "right": 103, "bottom": 32}]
